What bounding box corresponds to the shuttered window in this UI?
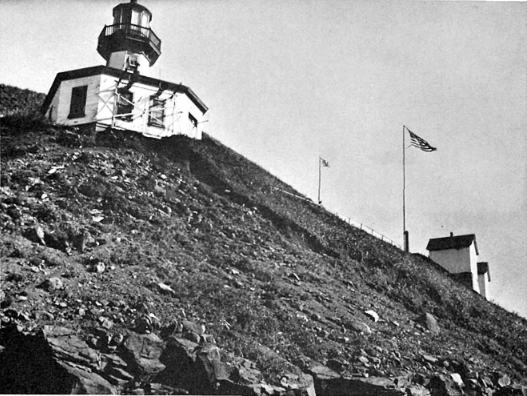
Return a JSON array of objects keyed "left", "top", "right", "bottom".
[
  {"left": 189, "top": 113, "right": 198, "bottom": 129},
  {"left": 117, "top": 91, "right": 134, "bottom": 121},
  {"left": 148, "top": 97, "right": 165, "bottom": 127},
  {"left": 68, "top": 85, "right": 88, "bottom": 119}
]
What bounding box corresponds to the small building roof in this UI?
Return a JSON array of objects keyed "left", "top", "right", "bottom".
[
  {"left": 477, "top": 262, "right": 491, "bottom": 282},
  {"left": 477, "top": 262, "right": 489, "bottom": 274},
  {"left": 42, "top": 65, "right": 208, "bottom": 114},
  {"left": 426, "top": 233, "right": 478, "bottom": 255}
]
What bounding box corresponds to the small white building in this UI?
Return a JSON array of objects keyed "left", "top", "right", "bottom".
[
  {"left": 426, "top": 233, "right": 490, "bottom": 299},
  {"left": 42, "top": 0, "right": 208, "bottom": 139}
]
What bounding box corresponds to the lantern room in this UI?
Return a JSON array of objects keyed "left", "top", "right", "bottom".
[{"left": 97, "top": 0, "right": 161, "bottom": 75}]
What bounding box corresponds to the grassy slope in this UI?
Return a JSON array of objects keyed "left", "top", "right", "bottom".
[{"left": 1, "top": 84, "right": 526, "bottom": 384}]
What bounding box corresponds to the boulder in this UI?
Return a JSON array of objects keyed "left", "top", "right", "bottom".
[
  {"left": 56, "top": 361, "right": 117, "bottom": 394},
  {"left": 157, "top": 336, "right": 208, "bottom": 393},
  {"left": 217, "top": 380, "right": 286, "bottom": 396},
  {"left": 181, "top": 320, "right": 205, "bottom": 343},
  {"left": 415, "top": 313, "right": 440, "bottom": 334},
  {"left": 280, "top": 372, "right": 316, "bottom": 396},
  {"left": 346, "top": 320, "right": 372, "bottom": 335},
  {"left": 157, "top": 282, "right": 176, "bottom": 295},
  {"left": 365, "top": 310, "right": 380, "bottom": 322},
  {"left": 42, "top": 277, "right": 64, "bottom": 292},
  {"left": 421, "top": 354, "right": 438, "bottom": 364},
  {"left": 428, "top": 374, "right": 463, "bottom": 396},
  {"left": 182, "top": 320, "right": 205, "bottom": 336},
  {"left": 308, "top": 362, "right": 341, "bottom": 381},
  {"left": 496, "top": 373, "right": 511, "bottom": 388},
  {"left": 196, "top": 343, "right": 230, "bottom": 384},
  {"left": 93, "top": 262, "right": 106, "bottom": 273},
  {"left": 121, "top": 331, "right": 166, "bottom": 380},
  {"left": 450, "top": 373, "right": 464, "bottom": 388},
  {"left": 0, "top": 325, "right": 117, "bottom": 394},
  {"left": 406, "top": 384, "right": 432, "bottom": 396},
  {"left": 309, "top": 361, "right": 409, "bottom": 395}
]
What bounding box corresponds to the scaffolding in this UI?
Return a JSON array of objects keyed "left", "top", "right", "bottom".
[{"left": 94, "top": 65, "right": 184, "bottom": 137}]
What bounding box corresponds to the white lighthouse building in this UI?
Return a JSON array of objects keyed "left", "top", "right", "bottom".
[{"left": 42, "top": 0, "right": 208, "bottom": 139}]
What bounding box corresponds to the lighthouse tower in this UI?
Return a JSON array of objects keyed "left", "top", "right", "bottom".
[
  {"left": 97, "top": 0, "right": 161, "bottom": 76},
  {"left": 42, "top": 0, "right": 208, "bottom": 139}
]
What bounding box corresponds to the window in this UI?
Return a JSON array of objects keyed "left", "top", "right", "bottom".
[
  {"left": 141, "top": 11, "right": 149, "bottom": 28},
  {"left": 148, "top": 97, "right": 165, "bottom": 127},
  {"left": 189, "top": 113, "right": 198, "bottom": 129},
  {"left": 113, "top": 9, "right": 124, "bottom": 25},
  {"left": 68, "top": 85, "right": 88, "bottom": 119},
  {"left": 131, "top": 9, "right": 140, "bottom": 25},
  {"left": 126, "top": 54, "right": 139, "bottom": 70},
  {"left": 131, "top": 10, "right": 144, "bottom": 36},
  {"left": 117, "top": 91, "right": 134, "bottom": 121}
]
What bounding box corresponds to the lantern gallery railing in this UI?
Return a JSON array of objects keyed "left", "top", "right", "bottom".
[{"left": 100, "top": 23, "right": 161, "bottom": 54}]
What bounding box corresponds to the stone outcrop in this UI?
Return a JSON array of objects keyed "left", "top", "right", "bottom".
[
  {"left": 0, "top": 325, "right": 116, "bottom": 394},
  {"left": 308, "top": 362, "right": 407, "bottom": 396},
  {"left": 0, "top": 324, "right": 315, "bottom": 395}
]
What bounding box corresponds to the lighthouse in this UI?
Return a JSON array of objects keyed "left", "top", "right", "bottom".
[{"left": 42, "top": 0, "right": 208, "bottom": 139}]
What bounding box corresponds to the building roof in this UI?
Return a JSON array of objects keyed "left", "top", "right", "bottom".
[
  {"left": 478, "top": 262, "right": 491, "bottom": 282},
  {"left": 41, "top": 65, "right": 208, "bottom": 114},
  {"left": 113, "top": 1, "right": 152, "bottom": 20},
  {"left": 426, "top": 233, "right": 478, "bottom": 255},
  {"left": 477, "top": 262, "right": 489, "bottom": 274}
]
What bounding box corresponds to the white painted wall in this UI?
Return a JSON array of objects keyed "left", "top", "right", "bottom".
[
  {"left": 107, "top": 51, "right": 150, "bottom": 76},
  {"left": 45, "top": 71, "right": 206, "bottom": 140},
  {"left": 45, "top": 75, "right": 102, "bottom": 126},
  {"left": 468, "top": 243, "right": 480, "bottom": 293},
  {"left": 478, "top": 273, "right": 489, "bottom": 300},
  {"left": 429, "top": 247, "right": 471, "bottom": 274},
  {"left": 429, "top": 243, "right": 480, "bottom": 293}
]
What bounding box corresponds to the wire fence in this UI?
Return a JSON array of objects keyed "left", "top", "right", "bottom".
[
  {"left": 340, "top": 217, "right": 402, "bottom": 249},
  {"left": 272, "top": 186, "right": 402, "bottom": 250}
]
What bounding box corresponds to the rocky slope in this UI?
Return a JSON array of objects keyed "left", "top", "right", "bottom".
[{"left": 0, "top": 84, "right": 526, "bottom": 395}]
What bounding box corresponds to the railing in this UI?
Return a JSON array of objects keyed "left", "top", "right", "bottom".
[{"left": 100, "top": 23, "right": 161, "bottom": 54}]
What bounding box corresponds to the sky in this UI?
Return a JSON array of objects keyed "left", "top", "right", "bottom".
[{"left": 1, "top": 0, "right": 526, "bottom": 318}]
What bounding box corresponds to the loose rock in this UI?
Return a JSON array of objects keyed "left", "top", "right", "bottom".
[{"left": 43, "top": 277, "right": 64, "bottom": 291}]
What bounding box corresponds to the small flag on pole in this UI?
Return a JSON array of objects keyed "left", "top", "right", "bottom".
[
  {"left": 320, "top": 158, "right": 330, "bottom": 167},
  {"left": 407, "top": 128, "right": 437, "bottom": 152}
]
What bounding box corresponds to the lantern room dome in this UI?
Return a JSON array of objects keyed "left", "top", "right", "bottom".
[{"left": 112, "top": 0, "right": 152, "bottom": 27}]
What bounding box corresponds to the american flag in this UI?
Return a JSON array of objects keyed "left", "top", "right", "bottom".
[
  {"left": 407, "top": 129, "right": 437, "bottom": 152},
  {"left": 320, "top": 158, "right": 330, "bottom": 167}
]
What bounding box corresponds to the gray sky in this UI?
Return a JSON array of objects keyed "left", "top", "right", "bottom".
[{"left": 1, "top": 0, "right": 526, "bottom": 318}]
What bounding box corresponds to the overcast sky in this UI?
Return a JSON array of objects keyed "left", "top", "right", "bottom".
[{"left": 1, "top": 0, "right": 526, "bottom": 318}]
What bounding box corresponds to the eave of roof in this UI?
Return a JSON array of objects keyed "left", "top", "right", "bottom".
[
  {"left": 41, "top": 65, "right": 208, "bottom": 114},
  {"left": 426, "top": 234, "right": 478, "bottom": 255},
  {"left": 478, "top": 262, "right": 491, "bottom": 281},
  {"left": 477, "top": 262, "right": 488, "bottom": 274}
]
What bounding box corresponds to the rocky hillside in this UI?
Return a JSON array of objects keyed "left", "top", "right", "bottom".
[
  {"left": 0, "top": 84, "right": 45, "bottom": 116},
  {"left": 1, "top": 84, "right": 526, "bottom": 395}
]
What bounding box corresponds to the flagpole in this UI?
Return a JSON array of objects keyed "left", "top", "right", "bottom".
[
  {"left": 318, "top": 157, "right": 322, "bottom": 204},
  {"left": 403, "top": 126, "right": 408, "bottom": 252}
]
